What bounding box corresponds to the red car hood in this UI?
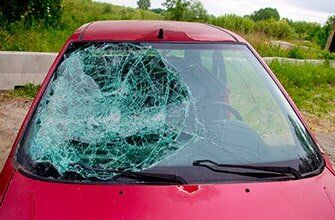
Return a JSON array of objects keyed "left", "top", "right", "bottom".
[{"left": 1, "top": 168, "right": 335, "bottom": 220}]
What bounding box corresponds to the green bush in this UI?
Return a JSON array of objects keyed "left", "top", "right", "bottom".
[
  {"left": 9, "top": 84, "right": 40, "bottom": 98},
  {"left": 288, "top": 47, "right": 306, "bottom": 59},
  {"left": 255, "top": 43, "right": 289, "bottom": 57},
  {"left": 250, "top": 8, "right": 280, "bottom": 21},
  {"left": 255, "top": 19, "right": 295, "bottom": 39},
  {"left": 287, "top": 20, "right": 322, "bottom": 40},
  {"left": 211, "top": 15, "right": 255, "bottom": 34}
]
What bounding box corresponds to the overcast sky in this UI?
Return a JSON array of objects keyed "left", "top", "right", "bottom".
[{"left": 96, "top": 0, "right": 334, "bottom": 24}]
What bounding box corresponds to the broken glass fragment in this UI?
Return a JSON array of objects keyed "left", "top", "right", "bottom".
[{"left": 29, "top": 43, "right": 190, "bottom": 180}]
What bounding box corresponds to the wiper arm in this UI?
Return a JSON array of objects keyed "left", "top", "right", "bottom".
[
  {"left": 72, "top": 163, "right": 187, "bottom": 184},
  {"left": 113, "top": 170, "right": 187, "bottom": 184},
  {"left": 193, "top": 159, "right": 302, "bottom": 179}
]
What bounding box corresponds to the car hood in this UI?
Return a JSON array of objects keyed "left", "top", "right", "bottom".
[{"left": 1, "top": 168, "right": 335, "bottom": 220}]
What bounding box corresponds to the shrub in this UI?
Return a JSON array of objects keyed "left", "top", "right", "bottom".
[
  {"left": 9, "top": 84, "right": 40, "bottom": 98},
  {"left": 211, "top": 15, "right": 255, "bottom": 34},
  {"left": 288, "top": 47, "right": 305, "bottom": 59},
  {"left": 288, "top": 20, "right": 322, "bottom": 40},
  {"left": 250, "top": 8, "right": 280, "bottom": 21},
  {"left": 255, "top": 19, "right": 295, "bottom": 39}
]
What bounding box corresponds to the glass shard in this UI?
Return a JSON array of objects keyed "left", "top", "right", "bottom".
[{"left": 29, "top": 43, "right": 190, "bottom": 179}]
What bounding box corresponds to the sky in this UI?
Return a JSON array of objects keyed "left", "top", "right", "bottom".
[{"left": 96, "top": 0, "right": 335, "bottom": 24}]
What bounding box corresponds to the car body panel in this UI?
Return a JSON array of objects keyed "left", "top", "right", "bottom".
[
  {"left": 0, "top": 20, "right": 334, "bottom": 219},
  {"left": 79, "top": 20, "right": 237, "bottom": 42},
  {"left": 0, "top": 169, "right": 335, "bottom": 219}
]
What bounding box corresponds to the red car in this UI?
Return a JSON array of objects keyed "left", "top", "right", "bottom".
[{"left": 1, "top": 21, "right": 335, "bottom": 219}]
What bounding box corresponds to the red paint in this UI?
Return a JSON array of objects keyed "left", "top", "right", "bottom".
[
  {"left": 1, "top": 21, "right": 335, "bottom": 219},
  {"left": 80, "top": 20, "right": 236, "bottom": 42},
  {"left": 178, "top": 185, "right": 201, "bottom": 194},
  {"left": 0, "top": 169, "right": 334, "bottom": 219}
]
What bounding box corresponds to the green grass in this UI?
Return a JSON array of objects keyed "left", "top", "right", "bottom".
[
  {"left": 269, "top": 61, "right": 335, "bottom": 116},
  {"left": 1, "top": 0, "right": 163, "bottom": 52},
  {"left": 8, "top": 84, "right": 40, "bottom": 98},
  {"left": 1, "top": 0, "right": 334, "bottom": 61},
  {"left": 242, "top": 33, "right": 335, "bottom": 60}
]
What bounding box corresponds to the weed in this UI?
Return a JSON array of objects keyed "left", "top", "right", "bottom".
[
  {"left": 269, "top": 61, "right": 335, "bottom": 115},
  {"left": 8, "top": 84, "right": 40, "bottom": 98}
]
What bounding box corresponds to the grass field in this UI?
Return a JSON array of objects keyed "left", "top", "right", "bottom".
[
  {"left": 1, "top": 0, "right": 334, "bottom": 61},
  {"left": 269, "top": 61, "right": 335, "bottom": 116}
]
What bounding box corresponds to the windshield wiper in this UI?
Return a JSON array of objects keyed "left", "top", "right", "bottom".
[
  {"left": 71, "top": 163, "right": 187, "bottom": 184},
  {"left": 192, "top": 159, "right": 302, "bottom": 179}
]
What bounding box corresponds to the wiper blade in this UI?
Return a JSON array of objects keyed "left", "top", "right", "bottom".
[
  {"left": 193, "top": 159, "right": 302, "bottom": 179},
  {"left": 72, "top": 163, "right": 187, "bottom": 184}
]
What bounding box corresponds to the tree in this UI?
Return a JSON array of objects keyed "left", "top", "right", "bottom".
[
  {"left": 137, "top": 0, "right": 151, "bottom": 10},
  {"left": 151, "top": 8, "right": 165, "bottom": 14},
  {"left": 0, "top": 0, "right": 62, "bottom": 27},
  {"left": 162, "top": 0, "right": 208, "bottom": 22},
  {"left": 250, "top": 7, "right": 280, "bottom": 21},
  {"left": 162, "top": 0, "right": 190, "bottom": 21},
  {"left": 319, "top": 15, "right": 335, "bottom": 48},
  {"left": 183, "top": 0, "right": 208, "bottom": 22}
]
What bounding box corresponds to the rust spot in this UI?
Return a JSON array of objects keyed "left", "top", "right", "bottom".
[{"left": 178, "top": 185, "right": 201, "bottom": 194}]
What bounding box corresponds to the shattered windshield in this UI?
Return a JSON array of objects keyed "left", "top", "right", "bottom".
[{"left": 16, "top": 42, "right": 323, "bottom": 183}]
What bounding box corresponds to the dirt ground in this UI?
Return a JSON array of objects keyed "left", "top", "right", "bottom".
[
  {"left": 303, "top": 111, "right": 335, "bottom": 163},
  {"left": 0, "top": 92, "right": 334, "bottom": 170},
  {"left": 0, "top": 93, "right": 32, "bottom": 169}
]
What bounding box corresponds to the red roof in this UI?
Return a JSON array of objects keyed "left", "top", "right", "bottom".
[{"left": 74, "top": 20, "right": 240, "bottom": 42}]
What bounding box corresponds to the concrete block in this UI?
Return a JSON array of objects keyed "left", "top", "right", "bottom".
[{"left": 0, "top": 51, "right": 57, "bottom": 90}]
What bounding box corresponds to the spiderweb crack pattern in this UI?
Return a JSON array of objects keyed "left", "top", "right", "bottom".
[{"left": 29, "top": 43, "right": 190, "bottom": 179}]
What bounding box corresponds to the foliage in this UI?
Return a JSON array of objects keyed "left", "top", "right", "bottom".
[
  {"left": 162, "top": 0, "right": 190, "bottom": 21},
  {"left": 269, "top": 61, "right": 335, "bottom": 115},
  {"left": 287, "top": 15, "right": 335, "bottom": 49},
  {"left": 287, "top": 20, "right": 322, "bottom": 40},
  {"left": 0, "top": 0, "right": 162, "bottom": 51},
  {"left": 162, "top": 0, "right": 208, "bottom": 22},
  {"left": 0, "top": 0, "right": 334, "bottom": 60},
  {"left": 151, "top": 8, "right": 165, "bottom": 14},
  {"left": 211, "top": 15, "right": 255, "bottom": 34},
  {"left": 0, "top": 0, "right": 62, "bottom": 27},
  {"left": 242, "top": 32, "right": 335, "bottom": 60},
  {"left": 211, "top": 16, "right": 295, "bottom": 39},
  {"left": 250, "top": 7, "right": 280, "bottom": 21},
  {"left": 315, "top": 15, "right": 335, "bottom": 48},
  {"left": 183, "top": 0, "right": 208, "bottom": 22},
  {"left": 137, "top": 0, "right": 151, "bottom": 10},
  {"left": 8, "top": 84, "right": 40, "bottom": 98},
  {"left": 255, "top": 19, "right": 294, "bottom": 39}
]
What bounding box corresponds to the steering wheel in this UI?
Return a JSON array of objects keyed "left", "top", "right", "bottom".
[
  {"left": 199, "top": 102, "right": 243, "bottom": 121},
  {"left": 220, "top": 103, "right": 243, "bottom": 121}
]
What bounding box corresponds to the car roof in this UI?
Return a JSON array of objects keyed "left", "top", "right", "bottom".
[{"left": 73, "top": 20, "right": 243, "bottom": 42}]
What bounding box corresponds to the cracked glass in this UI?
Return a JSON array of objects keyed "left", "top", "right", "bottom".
[{"left": 16, "top": 43, "right": 323, "bottom": 183}]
